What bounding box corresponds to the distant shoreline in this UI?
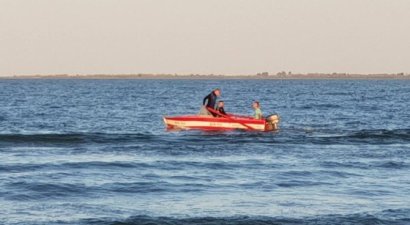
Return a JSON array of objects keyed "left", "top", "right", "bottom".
[{"left": 1, "top": 73, "right": 410, "bottom": 80}]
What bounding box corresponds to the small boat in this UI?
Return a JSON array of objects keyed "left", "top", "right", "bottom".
[{"left": 163, "top": 108, "right": 280, "bottom": 131}]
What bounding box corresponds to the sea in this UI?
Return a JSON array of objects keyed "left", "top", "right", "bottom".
[{"left": 0, "top": 79, "right": 409, "bottom": 225}]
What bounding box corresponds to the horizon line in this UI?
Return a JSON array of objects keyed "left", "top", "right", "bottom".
[{"left": 2, "top": 72, "right": 410, "bottom": 77}]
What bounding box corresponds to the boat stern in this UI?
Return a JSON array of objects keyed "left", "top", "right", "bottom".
[{"left": 265, "top": 114, "right": 280, "bottom": 131}]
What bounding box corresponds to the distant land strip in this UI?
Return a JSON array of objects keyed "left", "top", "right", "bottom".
[{"left": 1, "top": 73, "right": 410, "bottom": 80}]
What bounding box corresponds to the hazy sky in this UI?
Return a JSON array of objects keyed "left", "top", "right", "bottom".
[{"left": 1, "top": 0, "right": 410, "bottom": 76}]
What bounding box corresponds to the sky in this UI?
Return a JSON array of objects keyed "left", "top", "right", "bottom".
[{"left": 1, "top": 0, "right": 410, "bottom": 76}]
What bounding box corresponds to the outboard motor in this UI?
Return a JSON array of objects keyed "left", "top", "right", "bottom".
[{"left": 265, "top": 114, "right": 280, "bottom": 131}]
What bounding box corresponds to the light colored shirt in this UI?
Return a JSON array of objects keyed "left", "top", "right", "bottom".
[{"left": 254, "top": 108, "right": 263, "bottom": 119}]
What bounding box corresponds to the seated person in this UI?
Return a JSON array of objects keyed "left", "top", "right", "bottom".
[
  {"left": 215, "top": 101, "right": 227, "bottom": 117},
  {"left": 252, "top": 101, "right": 263, "bottom": 119}
]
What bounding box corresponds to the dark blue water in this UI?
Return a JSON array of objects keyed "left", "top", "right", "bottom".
[{"left": 0, "top": 79, "right": 409, "bottom": 225}]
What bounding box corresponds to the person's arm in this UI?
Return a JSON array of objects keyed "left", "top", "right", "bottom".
[
  {"left": 220, "top": 107, "right": 227, "bottom": 115},
  {"left": 203, "top": 94, "right": 210, "bottom": 105}
]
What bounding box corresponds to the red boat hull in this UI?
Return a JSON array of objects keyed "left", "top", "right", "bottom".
[{"left": 163, "top": 115, "right": 279, "bottom": 131}]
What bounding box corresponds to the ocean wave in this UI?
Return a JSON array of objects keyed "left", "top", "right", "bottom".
[
  {"left": 320, "top": 160, "right": 409, "bottom": 170},
  {"left": 298, "top": 129, "right": 410, "bottom": 145},
  {"left": 4, "top": 181, "right": 89, "bottom": 200},
  {"left": 0, "top": 160, "right": 273, "bottom": 174},
  {"left": 0, "top": 129, "right": 409, "bottom": 147},
  {"left": 80, "top": 209, "right": 410, "bottom": 225},
  {"left": 166, "top": 128, "right": 410, "bottom": 146},
  {"left": 2, "top": 180, "right": 219, "bottom": 201},
  {"left": 299, "top": 103, "right": 342, "bottom": 109},
  {"left": 341, "top": 129, "right": 410, "bottom": 141},
  {"left": 0, "top": 132, "right": 154, "bottom": 145},
  {"left": 0, "top": 161, "right": 153, "bottom": 173},
  {"left": 101, "top": 181, "right": 213, "bottom": 194}
]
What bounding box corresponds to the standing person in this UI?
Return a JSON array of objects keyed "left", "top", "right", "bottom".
[
  {"left": 199, "top": 88, "right": 221, "bottom": 116},
  {"left": 215, "top": 101, "right": 227, "bottom": 117},
  {"left": 252, "top": 101, "right": 263, "bottom": 119}
]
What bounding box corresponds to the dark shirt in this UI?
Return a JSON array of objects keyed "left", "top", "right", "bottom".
[
  {"left": 216, "top": 106, "right": 227, "bottom": 116},
  {"left": 203, "top": 92, "right": 217, "bottom": 109}
]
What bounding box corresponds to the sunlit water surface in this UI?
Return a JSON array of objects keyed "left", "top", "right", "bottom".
[{"left": 0, "top": 79, "right": 409, "bottom": 225}]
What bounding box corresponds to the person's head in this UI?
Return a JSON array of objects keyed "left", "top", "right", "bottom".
[
  {"left": 252, "top": 101, "right": 260, "bottom": 109},
  {"left": 213, "top": 88, "right": 221, "bottom": 97},
  {"left": 217, "top": 101, "right": 224, "bottom": 108}
]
